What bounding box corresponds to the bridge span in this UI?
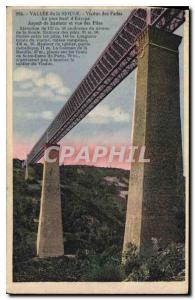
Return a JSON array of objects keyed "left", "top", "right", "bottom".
[
  {"left": 23, "top": 7, "right": 186, "bottom": 258},
  {"left": 26, "top": 8, "right": 185, "bottom": 165}
]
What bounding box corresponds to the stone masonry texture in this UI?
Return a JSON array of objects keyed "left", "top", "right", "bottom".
[
  {"left": 37, "top": 144, "right": 64, "bottom": 258},
  {"left": 123, "top": 26, "right": 184, "bottom": 256}
]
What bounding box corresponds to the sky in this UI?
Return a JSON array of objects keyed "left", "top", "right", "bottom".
[{"left": 12, "top": 8, "right": 184, "bottom": 169}]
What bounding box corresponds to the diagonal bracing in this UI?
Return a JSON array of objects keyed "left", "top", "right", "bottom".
[{"left": 27, "top": 7, "right": 185, "bottom": 164}]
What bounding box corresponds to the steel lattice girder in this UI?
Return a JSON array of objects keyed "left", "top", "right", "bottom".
[{"left": 27, "top": 7, "right": 185, "bottom": 165}]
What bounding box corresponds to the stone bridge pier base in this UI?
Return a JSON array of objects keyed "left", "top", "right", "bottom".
[
  {"left": 123, "top": 26, "right": 184, "bottom": 256},
  {"left": 37, "top": 143, "right": 64, "bottom": 258}
]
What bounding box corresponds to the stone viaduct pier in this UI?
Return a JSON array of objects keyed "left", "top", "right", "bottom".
[{"left": 25, "top": 8, "right": 186, "bottom": 258}]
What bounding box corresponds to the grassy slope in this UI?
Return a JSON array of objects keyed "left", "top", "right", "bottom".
[
  {"left": 13, "top": 159, "right": 129, "bottom": 281},
  {"left": 13, "top": 159, "right": 185, "bottom": 282}
]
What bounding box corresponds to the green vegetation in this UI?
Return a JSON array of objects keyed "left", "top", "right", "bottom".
[
  {"left": 13, "top": 159, "right": 185, "bottom": 282},
  {"left": 123, "top": 243, "right": 185, "bottom": 281}
]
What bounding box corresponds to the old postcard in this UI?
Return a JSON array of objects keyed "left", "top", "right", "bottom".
[{"left": 7, "top": 6, "right": 189, "bottom": 294}]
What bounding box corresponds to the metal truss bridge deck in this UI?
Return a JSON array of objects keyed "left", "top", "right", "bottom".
[{"left": 27, "top": 7, "right": 185, "bottom": 164}]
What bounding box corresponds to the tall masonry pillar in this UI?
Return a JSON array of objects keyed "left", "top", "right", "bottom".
[
  {"left": 123, "top": 26, "right": 183, "bottom": 255},
  {"left": 37, "top": 144, "right": 64, "bottom": 258}
]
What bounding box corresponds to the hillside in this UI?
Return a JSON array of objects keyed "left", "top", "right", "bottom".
[
  {"left": 13, "top": 159, "right": 185, "bottom": 282},
  {"left": 13, "top": 159, "right": 129, "bottom": 281}
]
